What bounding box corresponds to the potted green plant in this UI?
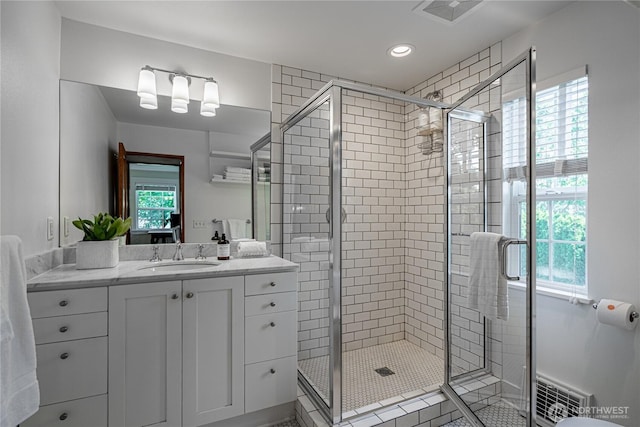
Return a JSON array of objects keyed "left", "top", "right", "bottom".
[{"left": 73, "top": 213, "right": 132, "bottom": 269}]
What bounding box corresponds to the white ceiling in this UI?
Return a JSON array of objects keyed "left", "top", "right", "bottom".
[{"left": 55, "top": 0, "right": 573, "bottom": 91}]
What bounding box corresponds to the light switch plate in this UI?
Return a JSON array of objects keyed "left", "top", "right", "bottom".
[
  {"left": 47, "top": 217, "right": 55, "bottom": 241},
  {"left": 63, "top": 216, "right": 70, "bottom": 237}
]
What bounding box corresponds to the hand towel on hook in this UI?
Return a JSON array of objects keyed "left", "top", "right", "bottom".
[{"left": 466, "top": 232, "right": 509, "bottom": 321}]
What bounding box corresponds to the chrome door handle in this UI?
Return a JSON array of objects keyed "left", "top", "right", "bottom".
[
  {"left": 326, "top": 207, "right": 347, "bottom": 223},
  {"left": 501, "top": 239, "right": 527, "bottom": 281},
  {"left": 59, "top": 326, "right": 69, "bottom": 333},
  {"left": 186, "top": 292, "right": 194, "bottom": 299}
]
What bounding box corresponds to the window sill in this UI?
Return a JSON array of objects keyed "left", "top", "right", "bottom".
[{"left": 507, "top": 280, "right": 593, "bottom": 305}]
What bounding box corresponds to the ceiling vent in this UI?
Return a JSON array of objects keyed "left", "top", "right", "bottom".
[{"left": 413, "top": 0, "right": 484, "bottom": 24}]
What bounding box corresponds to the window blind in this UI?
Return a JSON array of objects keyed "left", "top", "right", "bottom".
[
  {"left": 503, "top": 75, "right": 588, "bottom": 182},
  {"left": 135, "top": 184, "right": 177, "bottom": 192}
]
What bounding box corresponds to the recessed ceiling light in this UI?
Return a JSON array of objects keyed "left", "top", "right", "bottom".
[{"left": 388, "top": 44, "right": 415, "bottom": 58}]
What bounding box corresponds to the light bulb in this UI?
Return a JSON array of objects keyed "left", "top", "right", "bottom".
[
  {"left": 140, "top": 95, "right": 158, "bottom": 110},
  {"left": 202, "top": 79, "right": 220, "bottom": 108},
  {"left": 171, "top": 98, "right": 188, "bottom": 114},
  {"left": 137, "top": 67, "right": 157, "bottom": 99},
  {"left": 200, "top": 101, "right": 217, "bottom": 117},
  {"left": 171, "top": 75, "right": 190, "bottom": 105}
]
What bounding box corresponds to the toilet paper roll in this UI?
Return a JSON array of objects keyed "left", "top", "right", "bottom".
[{"left": 596, "top": 299, "right": 638, "bottom": 330}]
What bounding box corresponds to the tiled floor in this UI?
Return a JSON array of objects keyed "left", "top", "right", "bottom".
[
  {"left": 272, "top": 420, "right": 301, "bottom": 427},
  {"left": 443, "top": 400, "right": 525, "bottom": 427},
  {"left": 298, "top": 340, "right": 443, "bottom": 413}
]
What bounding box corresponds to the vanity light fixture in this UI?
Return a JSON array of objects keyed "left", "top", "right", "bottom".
[
  {"left": 388, "top": 44, "right": 415, "bottom": 58},
  {"left": 136, "top": 65, "right": 220, "bottom": 117}
]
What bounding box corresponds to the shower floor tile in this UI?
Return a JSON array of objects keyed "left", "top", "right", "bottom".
[
  {"left": 298, "top": 340, "right": 443, "bottom": 413},
  {"left": 443, "top": 400, "right": 525, "bottom": 427}
]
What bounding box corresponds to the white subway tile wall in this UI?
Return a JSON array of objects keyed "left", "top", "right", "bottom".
[
  {"left": 403, "top": 43, "right": 503, "bottom": 371},
  {"left": 272, "top": 41, "right": 508, "bottom": 403}
]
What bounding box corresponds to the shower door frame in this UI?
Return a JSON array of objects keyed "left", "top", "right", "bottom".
[
  {"left": 441, "top": 47, "right": 537, "bottom": 426},
  {"left": 280, "top": 80, "right": 451, "bottom": 424}
]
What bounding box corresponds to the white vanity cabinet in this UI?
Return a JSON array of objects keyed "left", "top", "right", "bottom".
[
  {"left": 244, "top": 272, "right": 298, "bottom": 413},
  {"left": 23, "top": 287, "right": 109, "bottom": 427},
  {"left": 108, "top": 276, "right": 244, "bottom": 427},
  {"left": 25, "top": 259, "right": 298, "bottom": 427}
]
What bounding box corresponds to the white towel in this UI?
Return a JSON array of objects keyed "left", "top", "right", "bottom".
[
  {"left": 466, "top": 232, "right": 509, "bottom": 320},
  {"left": 1, "top": 236, "right": 40, "bottom": 427},
  {"left": 224, "top": 167, "right": 251, "bottom": 175},
  {"left": 223, "top": 219, "right": 248, "bottom": 240},
  {"left": 237, "top": 241, "right": 269, "bottom": 257}
]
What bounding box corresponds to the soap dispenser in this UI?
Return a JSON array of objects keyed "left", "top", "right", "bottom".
[
  {"left": 211, "top": 231, "right": 220, "bottom": 241},
  {"left": 217, "top": 233, "right": 230, "bottom": 260}
]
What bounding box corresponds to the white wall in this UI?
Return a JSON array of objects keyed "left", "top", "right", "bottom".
[
  {"left": 60, "top": 19, "right": 271, "bottom": 111},
  {"left": 59, "top": 80, "right": 117, "bottom": 246},
  {"left": 503, "top": 2, "right": 640, "bottom": 425},
  {"left": 117, "top": 123, "right": 251, "bottom": 244},
  {"left": 0, "top": 1, "right": 61, "bottom": 256}
]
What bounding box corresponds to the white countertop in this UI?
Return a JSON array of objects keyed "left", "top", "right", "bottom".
[{"left": 27, "top": 256, "right": 299, "bottom": 292}]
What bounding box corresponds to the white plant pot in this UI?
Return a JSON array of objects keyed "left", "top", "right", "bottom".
[{"left": 76, "top": 239, "right": 119, "bottom": 269}]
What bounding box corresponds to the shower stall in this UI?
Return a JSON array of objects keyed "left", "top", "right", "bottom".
[{"left": 280, "top": 49, "right": 537, "bottom": 426}]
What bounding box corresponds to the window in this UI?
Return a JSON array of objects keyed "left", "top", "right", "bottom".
[
  {"left": 134, "top": 184, "right": 177, "bottom": 230},
  {"left": 504, "top": 73, "right": 588, "bottom": 293}
]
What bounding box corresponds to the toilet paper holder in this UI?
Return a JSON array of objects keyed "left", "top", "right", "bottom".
[{"left": 592, "top": 302, "right": 639, "bottom": 320}]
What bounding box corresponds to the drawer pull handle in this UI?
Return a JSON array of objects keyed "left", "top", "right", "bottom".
[
  {"left": 269, "top": 302, "right": 276, "bottom": 307},
  {"left": 171, "top": 293, "right": 179, "bottom": 300},
  {"left": 186, "top": 292, "right": 194, "bottom": 299},
  {"left": 59, "top": 412, "right": 68, "bottom": 421},
  {"left": 269, "top": 282, "right": 276, "bottom": 287},
  {"left": 59, "top": 300, "right": 69, "bottom": 307},
  {"left": 60, "top": 352, "right": 69, "bottom": 360},
  {"left": 269, "top": 322, "right": 276, "bottom": 327},
  {"left": 270, "top": 368, "right": 276, "bottom": 374},
  {"left": 59, "top": 326, "right": 69, "bottom": 333}
]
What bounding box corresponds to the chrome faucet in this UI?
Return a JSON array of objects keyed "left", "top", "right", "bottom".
[
  {"left": 195, "top": 244, "right": 206, "bottom": 261},
  {"left": 172, "top": 240, "right": 184, "bottom": 261},
  {"left": 150, "top": 245, "right": 162, "bottom": 262}
]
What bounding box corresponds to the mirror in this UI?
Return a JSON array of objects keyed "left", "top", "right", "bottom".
[
  {"left": 117, "top": 142, "right": 185, "bottom": 244},
  {"left": 59, "top": 79, "right": 270, "bottom": 246},
  {"left": 251, "top": 134, "right": 271, "bottom": 242}
]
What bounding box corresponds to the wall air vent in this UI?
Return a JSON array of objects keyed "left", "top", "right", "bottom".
[
  {"left": 413, "top": 0, "right": 484, "bottom": 24},
  {"left": 531, "top": 374, "right": 593, "bottom": 426}
]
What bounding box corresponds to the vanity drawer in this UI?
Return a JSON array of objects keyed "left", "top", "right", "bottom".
[
  {"left": 245, "top": 356, "right": 297, "bottom": 413},
  {"left": 33, "top": 312, "right": 107, "bottom": 344},
  {"left": 37, "top": 336, "right": 108, "bottom": 405},
  {"left": 245, "top": 291, "right": 297, "bottom": 317},
  {"left": 245, "top": 272, "right": 297, "bottom": 296},
  {"left": 28, "top": 287, "right": 107, "bottom": 318},
  {"left": 245, "top": 310, "right": 297, "bottom": 364},
  {"left": 21, "top": 394, "right": 107, "bottom": 427}
]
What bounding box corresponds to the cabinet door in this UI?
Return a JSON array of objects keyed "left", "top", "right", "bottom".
[
  {"left": 182, "top": 276, "right": 244, "bottom": 427},
  {"left": 109, "top": 281, "right": 182, "bottom": 427}
]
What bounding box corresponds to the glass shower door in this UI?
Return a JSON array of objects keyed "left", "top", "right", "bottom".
[
  {"left": 443, "top": 49, "right": 536, "bottom": 426},
  {"left": 281, "top": 86, "right": 342, "bottom": 424}
]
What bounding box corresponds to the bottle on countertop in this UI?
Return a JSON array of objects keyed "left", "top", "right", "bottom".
[
  {"left": 217, "top": 233, "right": 230, "bottom": 260},
  {"left": 211, "top": 231, "right": 220, "bottom": 241}
]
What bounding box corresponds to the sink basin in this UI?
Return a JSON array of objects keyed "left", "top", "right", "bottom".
[{"left": 138, "top": 261, "right": 221, "bottom": 272}]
